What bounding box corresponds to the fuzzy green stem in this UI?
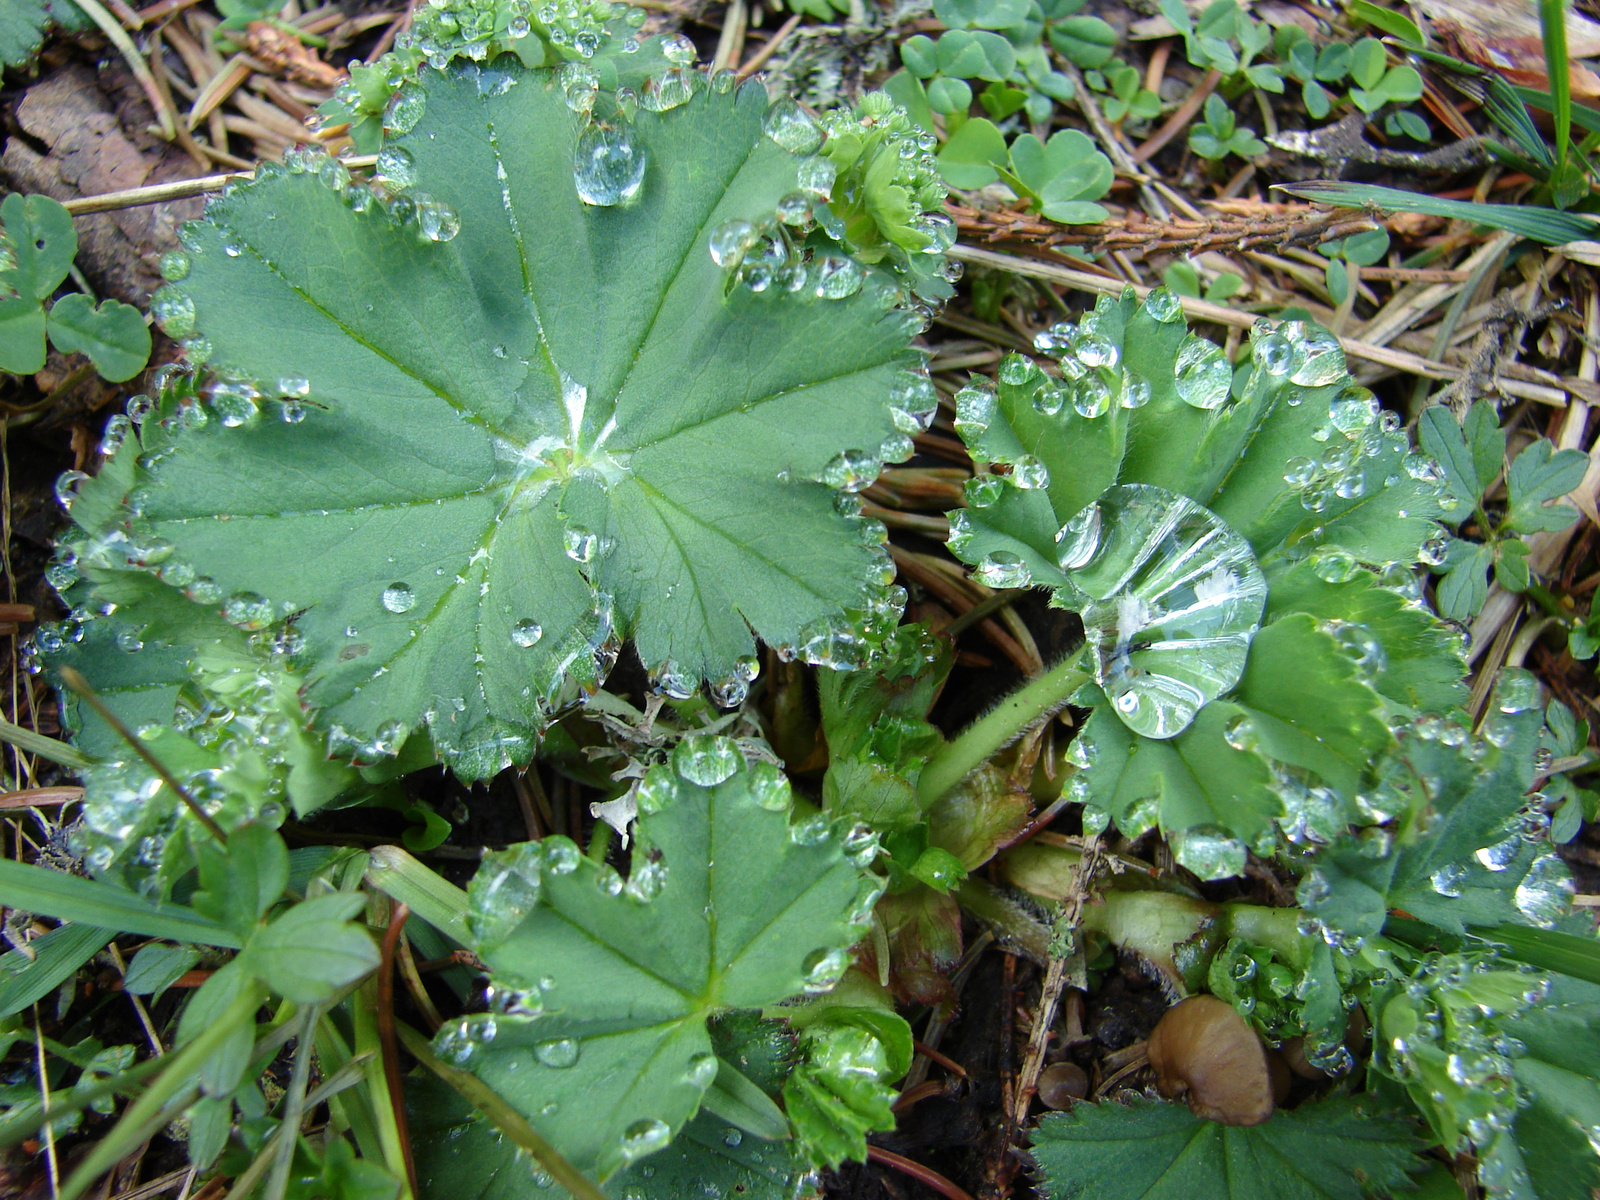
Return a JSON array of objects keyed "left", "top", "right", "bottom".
[{"left": 917, "top": 644, "right": 1091, "bottom": 807}]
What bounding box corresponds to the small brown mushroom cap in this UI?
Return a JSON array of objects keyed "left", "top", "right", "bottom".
[
  {"left": 1037, "top": 1061, "right": 1089, "bottom": 1110},
  {"left": 1146, "top": 996, "right": 1274, "bottom": 1126}
]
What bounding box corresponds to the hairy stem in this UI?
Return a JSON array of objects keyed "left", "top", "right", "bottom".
[{"left": 917, "top": 644, "right": 1091, "bottom": 807}]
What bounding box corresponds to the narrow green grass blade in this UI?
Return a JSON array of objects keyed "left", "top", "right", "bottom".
[
  {"left": 1484, "top": 76, "right": 1555, "bottom": 168},
  {"left": 1472, "top": 923, "right": 1600, "bottom": 985},
  {"left": 0, "top": 858, "right": 240, "bottom": 948},
  {"left": 1540, "top": 0, "right": 1573, "bottom": 166},
  {"left": 1517, "top": 84, "right": 1600, "bottom": 136},
  {"left": 0, "top": 717, "right": 93, "bottom": 770},
  {"left": 0, "top": 923, "right": 113, "bottom": 1018},
  {"left": 1273, "top": 180, "right": 1599, "bottom": 244}
]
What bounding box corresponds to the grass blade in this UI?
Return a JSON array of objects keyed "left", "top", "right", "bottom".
[
  {"left": 0, "top": 717, "right": 93, "bottom": 770},
  {"left": 0, "top": 923, "right": 114, "bottom": 1018},
  {"left": 1541, "top": 0, "right": 1573, "bottom": 167},
  {"left": 1273, "top": 180, "right": 1599, "bottom": 244},
  {"left": 1472, "top": 923, "right": 1600, "bottom": 985},
  {"left": 0, "top": 858, "right": 241, "bottom": 948},
  {"left": 1483, "top": 76, "right": 1555, "bottom": 169}
]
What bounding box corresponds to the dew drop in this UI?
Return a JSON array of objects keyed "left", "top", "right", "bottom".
[
  {"left": 1173, "top": 335, "right": 1231, "bottom": 409},
  {"left": 572, "top": 124, "right": 646, "bottom": 206},
  {"left": 534, "top": 1038, "right": 581, "bottom": 1069},
  {"left": 763, "top": 99, "right": 824, "bottom": 153},
  {"left": 381, "top": 583, "right": 416, "bottom": 613},
  {"left": 618, "top": 1118, "right": 672, "bottom": 1162}
]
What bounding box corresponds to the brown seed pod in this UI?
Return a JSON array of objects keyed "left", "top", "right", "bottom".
[{"left": 1146, "top": 995, "right": 1274, "bottom": 1126}]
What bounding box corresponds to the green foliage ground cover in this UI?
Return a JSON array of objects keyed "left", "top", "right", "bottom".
[{"left": 0, "top": 3, "right": 1597, "bottom": 1200}]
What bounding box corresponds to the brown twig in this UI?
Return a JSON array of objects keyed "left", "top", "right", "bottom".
[
  {"left": 1013, "top": 835, "right": 1102, "bottom": 1128},
  {"left": 736, "top": 12, "right": 801, "bottom": 78},
  {"left": 912, "top": 1039, "right": 968, "bottom": 1078},
  {"left": 378, "top": 903, "right": 420, "bottom": 1200},
  {"left": 1133, "top": 67, "right": 1220, "bottom": 164},
  {"left": 58, "top": 668, "right": 226, "bottom": 845},
  {"left": 867, "top": 1147, "right": 979, "bottom": 1200}
]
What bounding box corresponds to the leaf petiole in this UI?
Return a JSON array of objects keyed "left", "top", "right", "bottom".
[{"left": 916, "top": 642, "right": 1091, "bottom": 806}]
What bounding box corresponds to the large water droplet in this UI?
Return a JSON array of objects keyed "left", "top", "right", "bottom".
[
  {"left": 1062, "top": 484, "right": 1267, "bottom": 739},
  {"left": 1170, "top": 826, "right": 1248, "bottom": 879},
  {"left": 1173, "top": 335, "right": 1231, "bottom": 409},
  {"left": 800, "top": 946, "right": 849, "bottom": 993},
  {"left": 709, "top": 219, "right": 757, "bottom": 268},
  {"left": 511, "top": 618, "right": 543, "bottom": 647},
  {"left": 534, "top": 1038, "right": 581, "bottom": 1069},
  {"left": 618, "top": 1118, "right": 672, "bottom": 1163},
  {"left": 1513, "top": 854, "right": 1573, "bottom": 927},
  {"left": 763, "top": 100, "right": 824, "bottom": 153},
  {"left": 573, "top": 124, "right": 646, "bottom": 206},
  {"left": 1142, "top": 288, "right": 1183, "bottom": 324},
  {"left": 1289, "top": 326, "right": 1347, "bottom": 386},
  {"left": 382, "top": 583, "right": 416, "bottom": 613},
  {"left": 673, "top": 735, "right": 742, "bottom": 786}
]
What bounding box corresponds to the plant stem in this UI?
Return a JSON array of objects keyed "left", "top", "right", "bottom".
[{"left": 916, "top": 644, "right": 1091, "bottom": 806}]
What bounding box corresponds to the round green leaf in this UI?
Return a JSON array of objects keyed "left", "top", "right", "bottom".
[
  {"left": 1048, "top": 15, "right": 1117, "bottom": 67},
  {"left": 927, "top": 75, "right": 974, "bottom": 113},
  {"left": 0, "top": 192, "right": 76, "bottom": 302},
  {"left": 129, "top": 66, "right": 921, "bottom": 777},
  {"left": 46, "top": 293, "right": 152, "bottom": 382},
  {"left": 937, "top": 116, "right": 1007, "bottom": 187}
]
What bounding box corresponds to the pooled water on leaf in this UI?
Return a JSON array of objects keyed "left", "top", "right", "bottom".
[
  {"left": 1173, "top": 335, "right": 1232, "bottom": 410},
  {"left": 1061, "top": 484, "right": 1267, "bottom": 739},
  {"left": 572, "top": 123, "right": 646, "bottom": 206},
  {"left": 1492, "top": 668, "right": 1542, "bottom": 714},
  {"left": 511, "top": 618, "right": 543, "bottom": 647},
  {"left": 763, "top": 100, "right": 824, "bottom": 154},
  {"left": 619, "top": 1119, "right": 672, "bottom": 1163},
  {"left": 381, "top": 583, "right": 416, "bottom": 613},
  {"left": 673, "top": 736, "right": 741, "bottom": 786}
]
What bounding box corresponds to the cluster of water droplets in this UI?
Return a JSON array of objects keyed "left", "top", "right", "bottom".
[
  {"left": 566, "top": 38, "right": 722, "bottom": 206},
  {"left": 403, "top": 0, "right": 633, "bottom": 67},
  {"left": 29, "top": 528, "right": 310, "bottom": 892},
  {"left": 1374, "top": 952, "right": 1551, "bottom": 1158},
  {"left": 1206, "top": 936, "right": 1354, "bottom": 1071}
]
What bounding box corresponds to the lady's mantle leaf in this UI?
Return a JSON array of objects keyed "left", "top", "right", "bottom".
[
  {"left": 423, "top": 736, "right": 879, "bottom": 1181},
  {"left": 134, "top": 65, "right": 928, "bottom": 777},
  {"left": 1031, "top": 1095, "right": 1423, "bottom": 1200}
]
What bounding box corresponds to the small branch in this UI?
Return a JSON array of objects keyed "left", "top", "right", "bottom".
[
  {"left": 1133, "top": 68, "right": 1220, "bottom": 164},
  {"left": 379, "top": 904, "right": 419, "bottom": 1200},
  {"left": 58, "top": 667, "right": 227, "bottom": 846},
  {"left": 1012, "top": 836, "right": 1102, "bottom": 1128},
  {"left": 866, "top": 1147, "right": 978, "bottom": 1200}
]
